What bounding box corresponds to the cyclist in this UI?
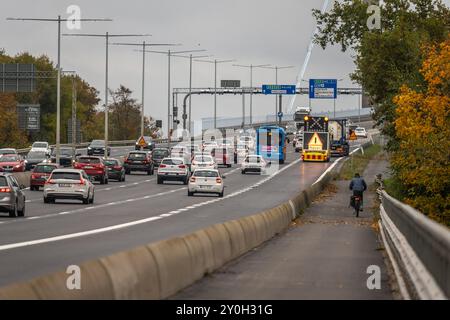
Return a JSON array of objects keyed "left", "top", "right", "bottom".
[{"left": 349, "top": 173, "right": 367, "bottom": 210}]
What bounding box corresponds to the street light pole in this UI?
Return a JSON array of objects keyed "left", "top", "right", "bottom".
[
  {"left": 63, "top": 33, "right": 149, "bottom": 158},
  {"left": 113, "top": 42, "right": 178, "bottom": 149},
  {"left": 260, "top": 65, "right": 295, "bottom": 120},
  {"left": 105, "top": 32, "right": 109, "bottom": 158},
  {"left": 140, "top": 49, "right": 206, "bottom": 145},
  {"left": 7, "top": 16, "right": 111, "bottom": 164},
  {"left": 233, "top": 63, "right": 270, "bottom": 125},
  {"left": 195, "top": 58, "right": 234, "bottom": 129},
  {"left": 56, "top": 16, "right": 61, "bottom": 164},
  {"left": 169, "top": 53, "right": 210, "bottom": 132},
  {"left": 141, "top": 41, "right": 145, "bottom": 138}
]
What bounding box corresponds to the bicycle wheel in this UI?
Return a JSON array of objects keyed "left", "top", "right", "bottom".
[{"left": 355, "top": 201, "right": 360, "bottom": 217}]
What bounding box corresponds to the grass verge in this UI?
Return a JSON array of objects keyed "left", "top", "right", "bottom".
[{"left": 339, "top": 144, "right": 382, "bottom": 180}]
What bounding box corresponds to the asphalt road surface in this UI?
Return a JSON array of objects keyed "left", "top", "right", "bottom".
[{"left": 0, "top": 138, "right": 369, "bottom": 287}]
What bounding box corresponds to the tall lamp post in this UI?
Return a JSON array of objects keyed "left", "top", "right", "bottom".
[
  {"left": 139, "top": 49, "right": 206, "bottom": 148},
  {"left": 333, "top": 78, "right": 344, "bottom": 119},
  {"left": 260, "top": 65, "right": 295, "bottom": 119},
  {"left": 169, "top": 53, "right": 211, "bottom": 133},
  {"left": 111, "top": 42, "right": 179, "bottom": 146},
  {"left": 194, "top": 58, "right": 235, "bottom": 129},
  {"left": 6, "top": 16, "right": 111, "bottom": 164},
  {"left": 232, "top": 64, "right": 270, "bottom": 125},
  {"left": 63, "top": 32, "right": 150, "bottom": 158}
]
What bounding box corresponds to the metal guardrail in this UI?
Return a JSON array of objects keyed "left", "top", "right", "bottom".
[
  {"left": 376, "top": 181, "right": 449, "bottom": 299},
  {"left": 16, "top": 138, "right": 173, "bottom": 156}
]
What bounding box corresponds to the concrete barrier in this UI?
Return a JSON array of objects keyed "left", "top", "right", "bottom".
[{"left": 0, "top": 145, "right": 354, "bottom": 299}]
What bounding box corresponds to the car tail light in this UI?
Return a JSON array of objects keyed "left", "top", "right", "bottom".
[
  {"left": 159, "top": 164, "right": 166, "bottom": 168},
  {"left": 0, "top": 187, "right": 11, "bottom": 193},
  {"left": 113, "top": 166, "right": 122, "bottom": 170},
  {"left": 45, "top": 179, "right": 56, "bottom": 185},
  {"left": 31, "top": 174, "right": 37, "bottom": 179},
  {"left": 178, "top": 165, "right": 186, "bottom": 169},
  {"left": 190, "top": 177, "right": 196, "bottom": 182},
  {"left": 216, "top": 178, "right": 222, "bottom": 183},
  {"left": 79, "top": 179, "right": 86, "bottom": 185}
]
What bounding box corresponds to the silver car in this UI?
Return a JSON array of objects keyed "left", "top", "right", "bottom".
[
  {"left": 43, "top": 169, "right": 94, "bottom": 204},
  {"left": 0, "top": 173, "right": 26, "bottom": 217}
]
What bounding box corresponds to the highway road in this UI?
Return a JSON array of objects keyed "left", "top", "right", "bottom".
[{"left": 0, "top": 125, "right": 374, "bottom": 287}]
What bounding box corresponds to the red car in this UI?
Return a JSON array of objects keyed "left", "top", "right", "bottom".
[
  {"left": 73, "top": 156, "right": 108, "bottom": 184},
  {"left": 30, "top": 163, "right": 59, "bottom": 191},
  {"left": 0, "top": 154, "right": 25, "bottom": 172}
]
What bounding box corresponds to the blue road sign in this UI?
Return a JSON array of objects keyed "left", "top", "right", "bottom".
[
  {"left": 309, "top": 79, "right": 337, "bottom": 99},
  {"left": 277, "top": 111, "right": 283, "bottom": 118},
  {"left": 262, "top": 84, "right": 296, "bottom": 95}
]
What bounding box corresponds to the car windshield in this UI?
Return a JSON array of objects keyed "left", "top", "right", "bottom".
[
  {"left": 0, "top": 176, "right": 7, "bottom": 187},
  {"left": 32, "top": 142, "right": 47, "bottom": 148},
  {"left": 246, "top": 156, "right": 262, "bottom": 163},
  {"left": 161, "top": 158, "right": 183, "bottom": 165},
  {"left": 78, "top": 157, "right": 101, "bottom": 164},
  {"left": 90, "top": 140, "right": 105, "bottom": 147},
  {"left": 0, "top": 155, "right": 19, "bottom": 162},
  {"left": 152, "top": 149, "right": 169, "bottom": 157},
  {"left": 128, "top": 153, "right": 146, "bottom": 160},
  {"left": 193, "top": 170, "right": 219, "bottom": 177},
  {"left": 52, "top": 148, "right": 73, "bottom": 156},
  {"left": 194, "top": 155, "right": 213, "bottom": 162},
  {"left": 27, "top": 151, "right": 47, "bottom": 159},
  {"left": 104, "top": 159, "right": 119, "bottom": 166},
  {"left": 51, "top": 172, "right": 81, "bottom": 180},
  {"left": 34, "top": 165, "right": 56, "bottom": 173},
  {"left": 0, "top": 149, "right": 15, "bottom": 155}
]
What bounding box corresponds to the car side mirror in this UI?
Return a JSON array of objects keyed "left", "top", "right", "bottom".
[{"left": 20, "top": 184, "right": 26, "bottom": 190}]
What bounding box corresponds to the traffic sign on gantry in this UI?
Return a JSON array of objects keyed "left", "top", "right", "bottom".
[
  {"left": 262, "top": 84, "right": 296, "bottom": 95},
  {"left": 309, "top": 79, "right": 337, "bottom": 99}
]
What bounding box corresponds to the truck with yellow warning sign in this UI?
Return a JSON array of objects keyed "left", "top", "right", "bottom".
[{"left": 301, "top": 116, "right": 331, "bottom": 162}]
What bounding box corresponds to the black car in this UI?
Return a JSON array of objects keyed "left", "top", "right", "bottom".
[
  {"left": 124, "top": 151, "right": 154, "bottom": 175},
  {"left": 50, "top": 147, "right": 79, "bottom": 166},
  {"left": 135, "top": 136, "right": 156, "bottom": 151},
  {"left": 103, "top": 158, "right": 126, "bottom": 182},
  {"left": 25, "top": 150, "right": 49, "bottom": 170},
  {"left": 87, "top": 140, "right": 111, "bottom": 156},
  {"left": 151, "top": 148, "right": 170, "bottom": 167}
]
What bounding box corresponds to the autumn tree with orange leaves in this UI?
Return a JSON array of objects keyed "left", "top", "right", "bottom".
[{"left": 392, "top": 37, "right": 450, "bottom": 225}]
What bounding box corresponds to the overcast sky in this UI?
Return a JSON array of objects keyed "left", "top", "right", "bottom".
[{"left": 2, "top": 0, "right": 384, "bottom": 134}]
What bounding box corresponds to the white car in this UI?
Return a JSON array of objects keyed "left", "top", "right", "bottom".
[
  {"left": 43, "top": 169, "right": 94, "bottom": 204},
  {"left": 31, "top": 141, "right": 50, "bottom": 154},
  {"left": 157, "top": 157, "right": 190, "bottom": 185},
  {"left": 241, "top": 155, "right": 267, "bottom": 174},
  {"left": 239, "top": 136, "right": 255, "bottom": 150},
  {"left": 188, "top": 169, "right": 224, "bottom": 197},
  {"left": 354, "top": 127, "right": 368, "bottom": 138},
  {"left": 191, "top": 155, "right": 217, "bottom": 171},
  {"left": 235, "top": 143, "right": 249, "bottom": 163},
  {"left": 202, "top": 141, "right": 219, "bottom": 153},
  {"left": 170, "top": 145, "right": 191, "bottom": 164}
]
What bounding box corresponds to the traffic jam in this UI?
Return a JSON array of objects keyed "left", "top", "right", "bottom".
[{"left": 0, "top": 115, "right": 367, "bottom": 218}]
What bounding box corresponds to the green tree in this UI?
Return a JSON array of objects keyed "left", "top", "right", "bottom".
[{"left": 313, "top": 0, "right": 449, "bottom": 150}]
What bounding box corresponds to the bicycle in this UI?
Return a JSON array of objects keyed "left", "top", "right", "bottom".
[{"left": 350, "top": 195, "right": 362, "bottom": 217}]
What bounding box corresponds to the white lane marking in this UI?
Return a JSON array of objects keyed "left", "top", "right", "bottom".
[
  {"left": 0, "top": 158, "right": 302, "bottom": 249},
  {"left": 312, "top": 158, "right": 343, "bottom": 185},
  {"left": 0, "top": 216, "right": 163, "bottom": 251},
  {"left": 159, "top": 213, "right": 172, "bottom": 217}
]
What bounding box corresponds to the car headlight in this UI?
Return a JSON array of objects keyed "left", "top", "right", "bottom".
[
  {"left": 24, "top": 160, "right": 28, "bottom": 164},
  {"left": 87, "top": 147, "right": 92, "bottom": 150}
]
